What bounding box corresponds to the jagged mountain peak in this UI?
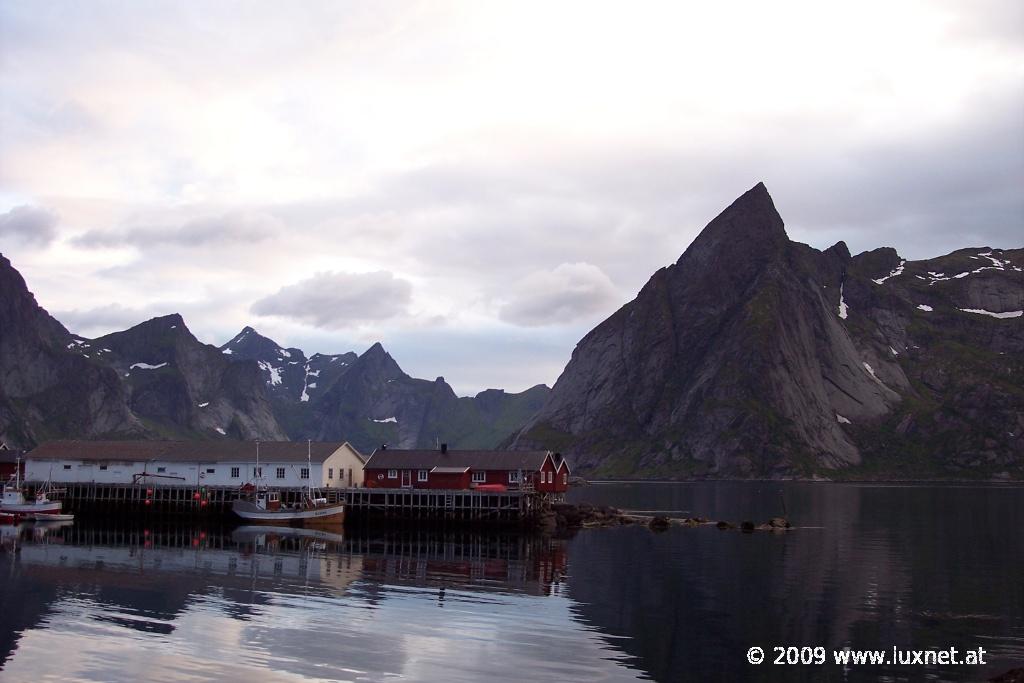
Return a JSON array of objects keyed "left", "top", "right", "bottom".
[{"left": 677, "top": 182, "right": 787, "bottom": 265}]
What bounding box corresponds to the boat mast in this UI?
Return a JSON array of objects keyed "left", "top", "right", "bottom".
[
  {"left": 307, "top": 439, "right": 312, "bottom": 501},
  {"left": 255, "top": 439, "right": 260, "bottom": 490},
  {"left": 14, "top": 454, "right": 20, "bottom": 489}
]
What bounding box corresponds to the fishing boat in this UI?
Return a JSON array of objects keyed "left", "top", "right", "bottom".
[
  {"left": 231, "top": 441, "right": 344, "bottom": 528},
  {"left": 1, "top": 457, "right": 69, "bottom": 520}
]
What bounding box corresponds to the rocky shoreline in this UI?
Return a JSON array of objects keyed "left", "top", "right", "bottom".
[{"left": 537, "top": 502, "right": 792, "bottom": 534}]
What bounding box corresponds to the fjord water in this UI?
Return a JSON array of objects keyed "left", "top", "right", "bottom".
[{"left": 0, "top": 483, "right": 1020, "bottom": 682}]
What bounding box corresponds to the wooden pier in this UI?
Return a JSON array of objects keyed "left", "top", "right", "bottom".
[{"left": 22, "top": 481, "right": 546, "bottom": 522}]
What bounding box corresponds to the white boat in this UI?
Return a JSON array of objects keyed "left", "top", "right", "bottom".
[
  {"left": 31, "top": 513, "right": 75, "bottom": 522},
  {"left": 1, "top": 457, "right": 65, "bottom": 518},
  {"left": 231, "top": 441, "right": 345, "bottom": 528}
]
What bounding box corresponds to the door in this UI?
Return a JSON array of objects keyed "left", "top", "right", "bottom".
[{"left": 401, "top": 470, "right": 412, "bottom": 487}]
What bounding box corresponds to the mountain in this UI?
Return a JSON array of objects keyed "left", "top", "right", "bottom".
[
  {"left": 89, "top": 316, "right": 286, "bottom": 440},
  {"left": 0, "top": 254, "right": 142, "bottom": 446},
  {"left": 0, "top": 253, "right": 546, "bottom": 450},
  {"left": 306, "top": 342, "right": 550, "bottom": 453},
  {"left": 511, "top": 183, "right": 1023, "bottom": 480}
]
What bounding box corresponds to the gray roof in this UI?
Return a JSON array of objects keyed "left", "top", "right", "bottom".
[
  {"left": 364, "top": 448, "right": 560, "bottom": 472},
  {"left": 26, "top": 440, "right": 363, "bottom": 464}
]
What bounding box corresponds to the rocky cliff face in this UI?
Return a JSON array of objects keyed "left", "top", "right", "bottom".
[
  {"left": 0, "top": 254, "right": 142, "bottom": 446},
  {"left": 512, "top": 183, "right": 1023, "bottom": 479}
]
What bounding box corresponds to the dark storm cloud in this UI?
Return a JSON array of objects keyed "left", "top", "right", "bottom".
[
  {"left": 250, "top": 271, "right": 413, "bottom": 329},
  {"left": 0, "top": 205, "right": 58, "bottom": 245},
  {"left": 74, "top": 212, "right": 283, "bottom": 249}
]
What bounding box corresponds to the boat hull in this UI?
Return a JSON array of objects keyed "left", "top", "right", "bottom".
[
  {"left": 1, "top": 501, "right": 61, "bottom": 515},
  {"left": 31, "top": 513, "right": 75, "bottom": 522},
  {"left": 231, "top": 500, "right": 345, "bottom": 527}
]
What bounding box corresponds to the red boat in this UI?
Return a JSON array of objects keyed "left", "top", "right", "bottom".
[{"left": 0, "top": 512, "right": 19, "bottom": 525}]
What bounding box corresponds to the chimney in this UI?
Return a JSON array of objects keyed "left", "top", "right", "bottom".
[{"left": 441, "top": 443, "right": 448, "bottom": 454}]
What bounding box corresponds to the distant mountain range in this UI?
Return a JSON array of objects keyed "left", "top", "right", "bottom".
[
  {"left": 510, "top": 183, "right": 1023, "bottom": 480},
  {"left": 0, "top": 256, "right": 548, "bottom": 453},
  {"left": 2, "top": 182, "right": 1020, "bottom": 479}
]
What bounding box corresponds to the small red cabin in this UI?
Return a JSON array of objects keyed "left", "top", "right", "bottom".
[{"left": 363, "top": 445, "right": 570, "bottom": 493}]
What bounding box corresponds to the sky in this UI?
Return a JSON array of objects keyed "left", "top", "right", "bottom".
[{"left": 0, "top": 0, "right": 1021, "bottom": 395}]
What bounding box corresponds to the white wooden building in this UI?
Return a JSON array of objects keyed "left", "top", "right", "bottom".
[{"left": 24, "top": 440, "right": 366, "bottom": 489}]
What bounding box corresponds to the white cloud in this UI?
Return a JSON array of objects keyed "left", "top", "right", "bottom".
[
  {"left": 251, "top": 271, "right": 413, "bottom": 329},
  {"left": 500, "top": 263, "right": 620, "bottom": 327}
]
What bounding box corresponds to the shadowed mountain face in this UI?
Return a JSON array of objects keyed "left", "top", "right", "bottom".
[
  {"left": 0, "top": 254, "right": 143, "bottom": 445},
  {"left": 512, "top": 183, "right": 1023, "bottom": 479},
  {"left": 0, "top": 255, "right": 547, "bottom": 451}
]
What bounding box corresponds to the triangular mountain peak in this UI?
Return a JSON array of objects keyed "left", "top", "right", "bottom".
[{"left": 677, "top": 182, "right": 788, "bottom": 268}]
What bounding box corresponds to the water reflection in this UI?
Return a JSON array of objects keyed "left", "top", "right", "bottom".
[
  {"left": 1, "top": 483, "right": 1021, "bottom": 682},
  {"left": 0, "top": 521, "right": 636, "bottom": 683},
  {"left": 566, "top": 482, "right": 1024, "bottom": 682}
]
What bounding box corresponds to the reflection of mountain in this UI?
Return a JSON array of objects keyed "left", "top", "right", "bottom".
[{"left": 564, "top": 483, "right": 1024, "bottom": 683}]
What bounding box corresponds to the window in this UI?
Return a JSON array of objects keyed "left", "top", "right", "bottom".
[
  {"left": 417, "top": 469, "right": 429, "bottom": 482},
  {"left": 254, "top": 467, "right": 262, "bottom": 478},
  {"left": 328, "top": 468, "right": 334, "bottom": 480},
  {"left": 471, "top": 471, "right": 486, "bottom": 483},
  {"left": 301, "top": 467, "right": 310, "bottom": 480},
  {"left": 562, "top": 473, "right": 568, "bottom": 485},
  {"left": 276, "top": 467, "right": 286, "bottom": 479},
  {"left": 157, "top": 467, "right": 166, "bottom": 473},
  {"left": 63, "top": 464, "right": 72, "bottom": 470},
  {"left": 206, "top": 468, "right": 215, "bottom": 474},
  {"left": 99, "top": 465, "right": 108, "bottom": 471},
  {"left": 547, "top": 471, "right": 554, "bottom": 484},
  {"left": 508, "top": 471, "right": 520, "bottom": 483},
  {"left": 231, "top": 467, "right": 240, "bottom": 478},
  {"left": 387, "top": 469, "right": 398, "bottom": 478}
]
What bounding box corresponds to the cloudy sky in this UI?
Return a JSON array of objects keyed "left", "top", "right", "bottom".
[{"left": 1, "top": 1, "right": 1021, "bottom": 395}]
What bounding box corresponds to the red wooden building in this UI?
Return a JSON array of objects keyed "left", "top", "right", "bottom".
[
  {"left": 0, "top": 448, "right": 25, "bottom": 482},
  {"left": 363, "top": 445, "right": 570, "bottom": 493}
]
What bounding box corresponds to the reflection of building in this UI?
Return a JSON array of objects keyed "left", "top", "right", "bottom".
[
  {"left": 11, "top": 525, "right": 364, "bottom": 598},
  {"left": 363, "top": 445, "right": 571, "bottom": 493},
  {"left": 24, "top": 440, "right": 366, "bottom": 488},
  {"left": 352, "top": 531, "right": 568, "bottom": 597}
]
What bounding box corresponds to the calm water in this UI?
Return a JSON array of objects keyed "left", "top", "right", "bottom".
[{"left": 0, "top": 482, "right": 1021, "bottom": 682}]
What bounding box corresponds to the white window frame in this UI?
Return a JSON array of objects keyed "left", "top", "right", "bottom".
[
  {"left": 99, "top": 465, "right": 108, "bottom": 471},
  {"left": 276, "top": 467, "right": 286, "bottom": 479},
  {"left": 471, "top": 471, "right": 486, "bottom": 483},
  {"left": 157, "top": 466, "right": 166, "bottom": 473},
  {"left": 417, "top": 469, "right": 429, "bottom": 482},
  {"left": 300, "top": 467, "right": 310, "bottom": 480},
  {"left": 508, "top": 471, "right": 520, "bottom": 483},
  {"left": 387, "top": 469, "right": 398, "bottom": 478},
  {"left": 254, "top": 466, "right": 262, "bottom": 478},
  {"left": 231, "top": 467, "right": 240, "bottom": 478},
  {"left": 328, "top": 468, "right": 334, "bottom": 480},
  {"left": 206, "top": 468, "right": 215, "bottom": 474},
  {"left": 63, "top": 464, "right": 72, "bottom": 470},
  {"left": 562, "top": 472, "right": 568, "bottom": 485},
  {"left": 548, "top": 471, "right": 554, "bottom": 484}
]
